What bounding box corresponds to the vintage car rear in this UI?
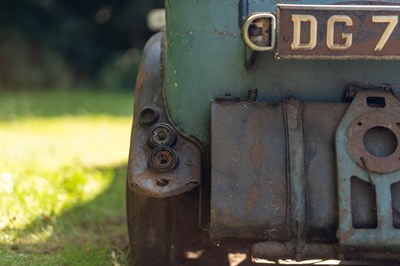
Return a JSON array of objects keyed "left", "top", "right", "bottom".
[{"left": 126, "top": 0, "right": 400, "bottom": 264}]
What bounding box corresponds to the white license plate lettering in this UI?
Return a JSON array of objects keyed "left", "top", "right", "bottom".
[{"left": 277, "top": 5, "right": 400, "bottom": 59}]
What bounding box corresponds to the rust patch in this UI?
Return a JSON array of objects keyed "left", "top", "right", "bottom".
[
  {"left": 251, "top": 140, "right": 263, "bottom": 173},
  {"left": 135, "top": 61, "right": 144, "bottom": 92},
  {"left": 347, "top": 112, "right": 400, "bottom": 173},
  {"left": 245, "top": 186, "right": 260, "bottom": 214},
  {"left": 210, "top": 100, "right": 291, "bottom": 241},
  {"left": 127, "top": 33, "right": 202, "bottom": 198}
]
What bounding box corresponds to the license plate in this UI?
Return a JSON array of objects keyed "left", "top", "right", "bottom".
[{"left": 276, "top": 4, "right": 400, "bottom": 59}]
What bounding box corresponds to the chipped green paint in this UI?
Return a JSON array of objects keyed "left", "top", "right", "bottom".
[{"left": 164, "top": 0, "right": 400, "bottom": 143}]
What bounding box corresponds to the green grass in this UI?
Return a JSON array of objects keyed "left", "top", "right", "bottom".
[
  {"left": 0, "top": 90, "right": 133, "bottom": 265},
  {"left": 0, "top": 89, "right": 133, "bottom": 120}
]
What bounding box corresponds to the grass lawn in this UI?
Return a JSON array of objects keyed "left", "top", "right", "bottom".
[{"left": 0, "top": 89, "right": 134, "bottom": 265}]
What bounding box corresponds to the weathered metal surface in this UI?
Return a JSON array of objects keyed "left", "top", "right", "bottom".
[
  {"left": 276, "top": 5, "right": 400, "bottom": 60},
  {"left": 211, "top": 98, "right": 345, "bottom": 259},
  {"left": 210, "top": 100, "right": 291, "bottom": 240},
  {"left": 148, "top": 147, "right": 179, "bottom": 172},
  {"left": 210, "top": 94, "right": 400, "bottom": 260},
  {"left": 336, "top": 90, "right": 400, "bottom": 260},
  {"left": 148, "top": 123, "right": 177, "bottom": 148},
  {"left": 252, "top": 241, "right": 337, "bottom": 260},
  {"left": 239, "top": 0, "right": 249, "bottom": 25},
  {"left": 126, "top": 32, "right": 202, "bottom": 198},
  {"left": 347, "top": 112, "right": 400, "bottom": 173},
  {"left": 343, "top": 85, "right": 400, "bottom": 102},
  {"left": 164, "top": 0, "right": 400, "bottom": 144},
  {"left": 153, "top": 0, "right": 400, "bottom": 261},
  {"left": 285, "top": 100, "right": 307, "bottom": 255},
  {"left": 304, "top": 103, "right": 348, "bottom": 243}
]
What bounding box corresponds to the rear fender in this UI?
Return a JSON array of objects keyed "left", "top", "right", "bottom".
[{"left": 127, "top": 32, "right": 202, "bottom": 198}]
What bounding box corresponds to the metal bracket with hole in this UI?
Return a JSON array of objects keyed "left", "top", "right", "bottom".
[
  {"left": 242, "top": 13, "right": 276, "bottom": 52},
  {"left": 127, "top": 32, "right": 202, "bottom": 198},
  {"left": 335, "top": 90, "right": 400, "bottom": 259}
]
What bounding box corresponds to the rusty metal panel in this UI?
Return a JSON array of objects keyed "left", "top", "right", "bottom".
[
  {"left": 210, "top": 94, "right": 400, "bottom": 260},
  {"left": 276, "top": 5, "right": 400, "bottom": 60},
  {"left": 210, "top": 100, "right": 291, "bottom": 241},
  {"left": 250, "top": 102, "right": 349, "bottom": 261},
  {"left": 303, "top": 103, "right": 348, "bottom": 242},
  {"left": 209, "top": 99, "right": 348, "bottom": 244}
]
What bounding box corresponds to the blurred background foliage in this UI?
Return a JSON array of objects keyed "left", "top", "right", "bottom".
[{"left": 0, "top": 0, "right": 164, "bottom": 90}]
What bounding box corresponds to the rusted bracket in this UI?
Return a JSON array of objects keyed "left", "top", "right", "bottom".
[
  {"left": 336, "top": 90, "right": 400, "bottom": 260},
  {"left": 127, "top": 32, "right": 202, "bottom": 198},
  {"left": 343, "top": 85, "right": 400, "bottom": 102}
]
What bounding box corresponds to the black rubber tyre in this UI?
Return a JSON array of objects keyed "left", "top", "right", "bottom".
[{"left": 126, "top": 185, "right": 174, "bottom": 266}]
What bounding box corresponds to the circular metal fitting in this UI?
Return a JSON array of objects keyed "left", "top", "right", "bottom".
[
  {"left": 148, "top": 123, "right": 177, "bottom": 147},
  {"left": 148, "top": 147, "right": 179, "bottom": 172},
  {"left": 139, "top": 107, "right": 160, "bottom": 126},
  {"left": 347, "top": 112, "right": 400, "bottom": 174}
]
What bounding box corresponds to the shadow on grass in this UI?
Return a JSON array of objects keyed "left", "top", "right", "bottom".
[{"left": 5, "top": 165, "right": 130, "bottom": 265}]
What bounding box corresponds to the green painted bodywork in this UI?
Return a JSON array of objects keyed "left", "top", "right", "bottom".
[{"left": 164, "top": 0, "right": 400, "bottom": 143}]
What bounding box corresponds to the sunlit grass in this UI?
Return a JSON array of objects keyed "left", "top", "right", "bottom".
[
  {"left": 0, "top": 90, "right": 133, "bottom": 265},
  {"left": 0, "top": 116, "right": 131, "bottom": 171}
]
